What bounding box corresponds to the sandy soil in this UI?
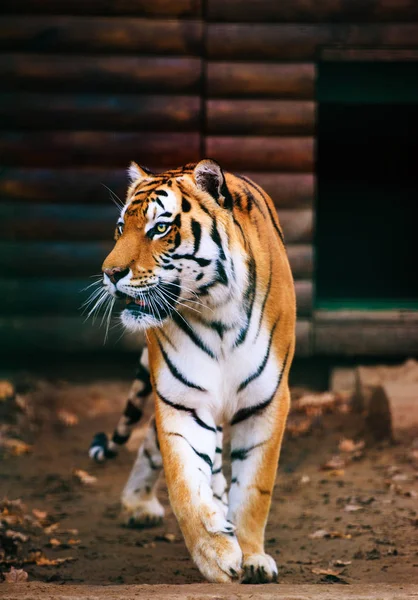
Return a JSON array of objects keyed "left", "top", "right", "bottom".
[{"left": 1, "top": 370, "right": 418, "bottom": 588}]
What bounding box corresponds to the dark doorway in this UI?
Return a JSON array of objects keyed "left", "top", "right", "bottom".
[{"left": 316, "top": 62, "right": 418, "bottom": 309}]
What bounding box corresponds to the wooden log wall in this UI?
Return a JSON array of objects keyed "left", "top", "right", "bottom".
[{"left": 2, "top": 0, "right": 418, "bottom": 356}]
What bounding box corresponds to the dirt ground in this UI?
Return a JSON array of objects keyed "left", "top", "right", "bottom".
[{"left": 1, "top": 361, "right": 418, "bottom": 588}]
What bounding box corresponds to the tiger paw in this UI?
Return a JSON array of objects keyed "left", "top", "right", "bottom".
[
  {"left": 191, "top": 530, "right": 243, "bottom": 583},
  {"left": 242, "top": 553, "right": 278, "bottom": 584},
  {"left": 121, "top": 496, "right": 165, "bottom": 528}
]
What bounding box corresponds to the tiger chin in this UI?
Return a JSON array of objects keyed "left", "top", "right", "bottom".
[{"left": 90, "top": 159, "right": 296, "bottom": 584}]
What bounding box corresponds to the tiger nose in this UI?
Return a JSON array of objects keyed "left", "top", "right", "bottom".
[{"left": 103, "top": 267, "right": 130, "bottom": 284}]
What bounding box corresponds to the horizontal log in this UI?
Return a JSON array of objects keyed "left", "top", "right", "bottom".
[
  {"left": 0, "top": 277, "right": 312, "bottom": 316},
  {"left": 295, "top": 320, "right": 312, "bottom": 357},
  {"left": 314, "top": 319, "right": 418, "bottom": 356},
  {"left": 0, "top": 315, "right": 310, "bottom": 356},
  {"left": 0, "top": 242, "right": 312, "bottom": 279},
  {"left": 279, "top": 209, "right": 313, "bottom": 244},
  {"left": 294, "top": 280, "right": 312, "bottom": 316},
  {"left": 0, "top": 203, "right": 312, "bottom": 243},
  {"left": 207, "top": 100, "right": 315, "bottom": 135},
  {"left": 207, "top": 24, "right": 418, "bottom": 60},
  {"left": 0, "top": 54, "right": 202, "bottom": 93},
  {"left": 207, "top": 62, "right": 315, "bottom": 99},
  {"left": 321, "top": 48, "right": 418, "bottom": 62},
  {"left": 205, "top": 137, "right": 314, "bottom": 171},
  {"left": 0, "top": 169, "right": 314, "bottom": 209},
  {"left": 0, "top": 17, "right": 202, "bottom": 55},
  {"left": 0, "top": 132, "right": 201, "bottom": 168},
  {"left": 0, "top": 93, "right": 201, "bottom": 131},
  {"left": 242, "top": 173, "right": 314, "bottom": 209},
  {"left": 0, "top": 316, "right": 144, "bottom": 353},
  {"left": 0, "top": 168, "right": 128, "bottom": 203},
  {"left": 207, "top": 0, "right": 418, "bottom": 22},
  {"left": 1, "top": 0, "right": 201, "bottom": 17},
  {"left": 287, "top": 245, "right": 313, "bottom": 279}
]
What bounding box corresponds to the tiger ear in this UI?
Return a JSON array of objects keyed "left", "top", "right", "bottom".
[
  {"left": 193, "top": 159, "right": 232, "bottom": 209},
  {"left": 127, "top": 162, "right": 154, "bottom": 183}
]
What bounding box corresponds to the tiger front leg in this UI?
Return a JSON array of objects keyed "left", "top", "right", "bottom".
[
  {"left": 155, "top": 392, "right": 242, "bottom": 583},
  {"left": 228, "top": 385, "right": 290, "bottom": 584}
]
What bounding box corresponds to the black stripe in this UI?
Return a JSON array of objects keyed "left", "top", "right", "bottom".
[
  {"left": 217, "top": 426, "right": 223, "bottom": 432},
  {"left": 144, "top": 448, "right": 160, "bottom": 470},
  {"left": 124, "top": 400, "right": 143, "bottom": 425},
  {"left": 237, "top": 318, "right": 279, "bottom": 393},
  {"left": 255, "top": 254, "right": 273, "bottom": 340},
  {"left": 231, "top": 440, "right": 266, "bottom": 462},
  {"left": 234, "top": 253, "right": 257, "bottom": 347},
  {"left": 174, "top": 231, "right": 181, "bottom": 249},
  {"left": 191, "top": 219, "right": 202, "bottom": 254},
  {"left": 172, "top": 311, "right": 216, "bottom": 359},
  {"left": 156, "top": 337, "right": 206, "bottom": 391},
  {"left": 212, "top": 467, "right": 222, "bottom": 475},
  {"left": 160, "top": 211, "right": 172, "bottom": 218},
  {"left": 154, "top": 197, "right": 164, "bottom": 209},
  {"left": 112, "top": 431, "right": 130, "bottom": 445},
  {"left": 216, "top": 260, "right": 228, "bottom": 285},
  {"left": 210, "top": 218, "right": 226, "bottom": 260},
  {"left": 155, "top": 189, "right": 168, "bottom": 197},
  {"left": 232, "top": 345, "right": 291, "bottom": 426},
  {"left": 215, "top": 446, "right": 222, "bottom": 454},
  {"left": 182, "top": 197, "right": 191, "bottom": 212},
  {"left": 171, "top": 253, "right": 211, "bottom": 267},
  {"left": 152, "top": 418, "right": 160, "bottom": 451},
  {"left": 241, "top": 176, "right": 285, "bottom": 246},
  {"left": 168, "top": 432, "right": 213, "bottom": 469},
  {"left": 157, "top": 389, "right": 216, "bottom": 433}
]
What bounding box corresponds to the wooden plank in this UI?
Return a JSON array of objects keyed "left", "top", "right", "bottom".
[
  {"left": 0, "top": 131, "right": 201, "bottom": 167},
  {"left": 0, "top": 169, "right": 313, "bottom": 209},
  {"left": 1, "top": 0, "right": 202, "bottom": 17},
  {"left": 314, "top": 318, "right": 418, "bottom": 356},
  {"left": 0, "top": 242, "right": 312, "bottom": 279},
  {"left": 287, "top": 244, "right": 313, "bottom": 279},
  {"left": 207, "top": 24, "right": 418, "bottom": 60},
  {"left": 279, "top": 209, "right": 313, "bottom": 244},
  {"left": 294, "top": 280, "right": 313, "bottom": 316},
  {"left": 207, "top": 62, "right": 315, "bottom": 99},
  {"left": 0, "top": 17, "right": 203, "bottom": 55},
  {"left": 207, "top": 100, "right": 315, "bottom": 135},
  {"left": 0, "top": 315, "right": 309, "bottom": 356},
  {"left": 207, "top": 0, "right": 418, "bottom": 22},
  {"left": 0, "top": 54, "right": 202, "bottom": 93},
  {"left": 206, "top": 136, "right": 314, "bottom": 172},
  {"left": 295, "top": 320, "right": 312, "bottom": 357},
  {"left": 1, "top": 203, "right": 312, "bottom": 243},
  {"left": 0, "top": 242, "right": 113, "bottom": 277},
  {"left": 0, "top": 277, "right": 313, "bottom": 317},
  {"left": 321, "top": 48, "right": 418, "bottom": 62},
  {"left": 0, "top": 93, "right": 201, "bottom": 131},
  {"left": 0, "top": 168, "right": 128, "bottom": 204},
  {"left": 0, "top": 316, "right": 144, "bottom": 353},
  {"left": 242, "top": 173, "right": 314, "bottom": 209}
]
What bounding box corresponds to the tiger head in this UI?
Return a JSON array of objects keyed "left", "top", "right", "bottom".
[{"left": 102, "top": 159, "right": 238, "bottom": 331}]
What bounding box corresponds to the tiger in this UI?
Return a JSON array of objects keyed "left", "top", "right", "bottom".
[{"left": 89, "top": 159, "right": 296, "bottom": 584}]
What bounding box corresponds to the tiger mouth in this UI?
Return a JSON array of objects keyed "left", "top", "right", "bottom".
[
  {"left": 124, "top": 295, "right": 153, "bottom": 316},
  {"left": 120, "top": 281, "right": 181, "bottom": 320}
]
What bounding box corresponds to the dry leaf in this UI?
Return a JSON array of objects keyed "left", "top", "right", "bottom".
[
  {"left": 49, "top": 538, "right": 61, "bottom": 547},
  {"left": 44, "top": 523, "right": 60, "bottom": 534},
  {"left": 0, "top": 381, "right": 14, "bottom": 401},
  {"left": 295, "top": 392, "right": 336, "bottom": 410},
  {"left": 29, "top": 551, "right": 76, "bottom": 566},
  {"left": 4, "top": 567, "right": 28, "bottom": 583},
  {"left": 344, "top": 504, "right": 363, "bottom": 512},
  {"left": 1, "top": 439, "right": 32, "bottom": 456},
  {"left": 68, "top": 538, "right": 81, "bottom": 545},
  {"left": 334, "top": 560, "right": 352, "bottom": 566},
  {"left": 5, "top": 530, "right": 29, "bottom": 543},
  {"left": 60, "top": 528, "right": 78, "bottom": 536},
  {"left": 57, "top": 410, "right": 79, "bottom": 427},
  {"left": 73, "top": 469, "right": 97, "bottom": 485},
  {"left": 327, "top": 469, "right": 345, "bottom": 478},
  {"left": 339, "top": 438, "right": 365, "bottom": 453},
  {"left": 32, "top": 509, "right": 47, "bottom": 521},
  {"left": 312, "top": 567, "right": 342, "bottom": 576},
  {"left": 322, "top": 455, "right": 346, "bottom": 470},
  {"left": 287, "top": 417, "right": 312, "bottom": 437},
  {"left": 300, "top": 475, "right": 311, "bottom": 484},
  {"left": 309, "top": 529, "right": 351, "bottom": 540},
  {"left": 392, "top": 473, "right": 408, "bottom": 482}
]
